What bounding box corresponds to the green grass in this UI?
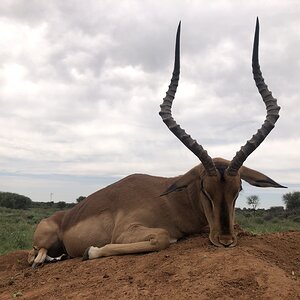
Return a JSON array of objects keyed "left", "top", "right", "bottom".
[
  {"left": 0, "top": 207, "right": 59, "bottom": 255},
  {"left": 235, "top": 212, "right": 300, "bottom": 234}
]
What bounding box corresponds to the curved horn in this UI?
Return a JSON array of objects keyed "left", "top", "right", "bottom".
[
  {"left": 159, "top": 22, "right": 217, "bottom": 176},
  {"left": 227, "top": 18, "right": 281, "bottom": 176}
]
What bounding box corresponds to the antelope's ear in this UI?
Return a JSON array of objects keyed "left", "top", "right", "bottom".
[
  {"left": 240, "top": 165, "right": 287, "bottom": 188},
  {"left": 161, "top": 166, "right": 201, "bottom": 196}
]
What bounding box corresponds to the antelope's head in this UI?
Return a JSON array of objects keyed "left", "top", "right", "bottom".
[{"left": 160, "top": 19, "right": 286, "bottom": 247}]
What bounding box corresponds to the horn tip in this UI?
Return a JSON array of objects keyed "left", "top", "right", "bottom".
[
  {"left": 255, "top": 17, "right": 260, "bottom": 30},
  {"left": 177, "top": 21, "right": 181, "bottom": 32}
]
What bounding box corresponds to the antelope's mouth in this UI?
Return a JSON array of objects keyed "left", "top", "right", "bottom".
[{"left": 209, "top": 233, "right": 237, "bottom": 248}]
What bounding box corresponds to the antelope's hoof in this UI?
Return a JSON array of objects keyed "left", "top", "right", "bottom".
[
  {"left": 31, "top": 262, "right": 38, "bottom": 269},
  {"left": 82, "top": 247, "right": 90, "bottom": 261}
]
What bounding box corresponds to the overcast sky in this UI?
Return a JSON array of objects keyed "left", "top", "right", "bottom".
[{"left": 0, "top": 0, "right": 299, "bottom": 208}]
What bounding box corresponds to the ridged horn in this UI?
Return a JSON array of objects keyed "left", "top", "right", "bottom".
[
  {"left": 159, "top": 22, "right": 217, "bottom": 176},
  {"left": 227, "top": 18, "right": 281, "bottom": 176}
]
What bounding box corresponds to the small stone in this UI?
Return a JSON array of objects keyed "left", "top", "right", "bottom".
[{"left": 12, "top": 291, "right": 23, "bottom": 298}]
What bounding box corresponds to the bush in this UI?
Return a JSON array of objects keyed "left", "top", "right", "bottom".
[
  {"left": 283, "top": 192, "right": 300, "bottom": 210},
  {"left": 269, "top": 206, "right": 284, "bottom": 213},
  {"left": 0, "top": 192, "right": 32, "bottom": 210},
  {"left": 57, "top": 201, "right": 66, "bottom": 209},
  {"left": 254, "top": 217, "right": 264, "bottom": 224},
  {"left": 271, "top": 218, "right": 279, "bottom": 224},
  {"left": 243, "top": 213, "right": 252, "bottom": 218},
  {"left": 76, "top": 196, "right": 86, "bottom": 203},
  {"left": 263, "top": 214, "right": 273, "bottom": 221},
  {"left": 293, "top": 216, "right": 300, "bottom": 223}
]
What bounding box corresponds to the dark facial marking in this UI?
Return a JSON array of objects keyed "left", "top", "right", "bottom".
[
  {"left": 220, "top": 199, "right": 230, "bottom": 234},
  {"left": 216, "top": 165, "right": 227, "bottom": 182}
]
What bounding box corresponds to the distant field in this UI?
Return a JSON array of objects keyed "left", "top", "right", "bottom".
[
  {"left": 235, "top": 211, "right": 300, "bottom": 234},
  {"left": 0, "top": 206, "right": 300, "bottom": 255},
  {"left": 0, "top": 207, "right": 58, "bottom": 255}
]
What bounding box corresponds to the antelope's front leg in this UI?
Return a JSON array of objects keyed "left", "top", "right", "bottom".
[
  {"left": 28, "top": 247, "right": 48, "bottom": 268},
  {"left": 83, "top": 226, "right": 171, "bottom": 260}
]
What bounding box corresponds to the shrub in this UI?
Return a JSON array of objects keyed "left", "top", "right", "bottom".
[
  {"left": 263, "top": 214, "right": 273, "bottom": 221},
  {"left": 283, "top": 192, "right": 300, "bottom": 210},
  {"left": 293, "top": 216, "right": 300, "bottom": 223},
  {"left": 271, "top": 218, "right": 279, "bottom": 224},
  {"left": 243, "top": 213, "right": 252, "bottom": 218},
  {"left": 57, "top": 201, "right": 66, "bottom": 209},
  {"left": 254, "top": 217, "right": 264, "bottom": 224},
  {"left": 76, "top": 196, "right": 86, "bottom": 203},
  {"left": 0, "top": 192, "right": 32, "bottom": 209}
]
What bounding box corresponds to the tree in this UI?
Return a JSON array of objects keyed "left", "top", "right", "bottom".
[
  {"left": 57, "top": 201, "right": 67, "bottom": 209},
  {"left": 283, "top": 192, "right": 300, "bottom": 210},
  {"left": 247, "top": 195, "right": 260, "bottom": 211},
  {"left": 0, "top": 192, "right": 32, "bottom": 209},
  {"left": 76, "top": 196, "right": 86, "bottom": 203}
]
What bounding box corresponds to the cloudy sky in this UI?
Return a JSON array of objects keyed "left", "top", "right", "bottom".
[{"left": 0, "top": 0, "right": 299, "bottom": 208}]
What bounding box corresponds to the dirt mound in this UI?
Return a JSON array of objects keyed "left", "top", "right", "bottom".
[{"left": 0, "top": 231, "right": 299, "bottom": 299}]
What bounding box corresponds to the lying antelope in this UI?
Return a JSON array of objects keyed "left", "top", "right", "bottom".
[{"left": 28, "top": 19, "right": 285, "bottom": 267}]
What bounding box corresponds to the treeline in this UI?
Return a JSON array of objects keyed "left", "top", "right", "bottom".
[
  {"left": 236, "top": 206, "right": 300, "bottom": 218},
  {"left": 31, "top": 201, "right": 75, "bottom": 209},
  {"left": 0, "top": 192, "right": 75, "bottom": 210}
]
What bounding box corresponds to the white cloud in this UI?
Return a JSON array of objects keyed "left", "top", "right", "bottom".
[{"left": 0, "top": 1, "right": 299, "bottom": 205}]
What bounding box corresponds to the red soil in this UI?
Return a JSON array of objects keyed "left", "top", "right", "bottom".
[{"left": 0, "top": 231, "right": 299, "bottom": 299}]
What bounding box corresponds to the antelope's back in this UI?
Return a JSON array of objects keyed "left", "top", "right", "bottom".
[{"left": 61, "top": 173, "right": 177, "bottom": 231}]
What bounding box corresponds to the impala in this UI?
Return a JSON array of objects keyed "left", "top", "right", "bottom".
[{"left": 28, "top": 18, "right": 285, "bottom": 268}]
